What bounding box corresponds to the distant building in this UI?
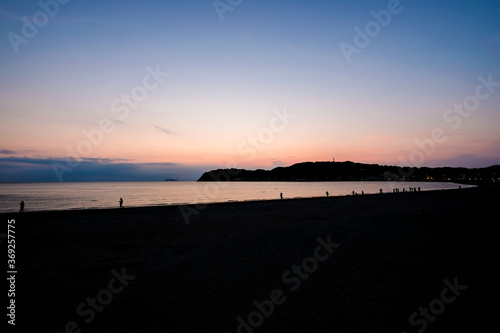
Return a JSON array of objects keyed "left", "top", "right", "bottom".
[{"left": 383, "top": 171, "right": 400, "bottom": 181}]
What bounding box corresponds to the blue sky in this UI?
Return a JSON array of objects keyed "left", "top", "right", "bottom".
[{"left": 1, "top": 0, "right": 499, "bottom": 181}]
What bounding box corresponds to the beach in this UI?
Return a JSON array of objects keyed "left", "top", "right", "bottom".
[{"left": 6, "top": 186, "right": 498, "bottom": 332}]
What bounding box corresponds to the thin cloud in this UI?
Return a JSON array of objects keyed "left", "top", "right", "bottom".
[
  {"left": 0, "top": 149, "right": 38, "bottom": 155},
  {"left": 426, "top": 154, "right": 500, "bottom": 168},
  {"left": 0, "top": 156, "right": 129, "bottom": 166},
  {"left": 0, "top": 156, "right": 205, "bottom": 182},
  {"left": 0, "top": 6, "right": 102, "bottom": 26},
  {"left": 272, "top": 160, "right": 286, "bottom": 167},
  {"left": 152, "top": 124, "right": 174, "bottom": 136},
  {"left": 111, "top": 118, "right": 125, "bottom": 124}
]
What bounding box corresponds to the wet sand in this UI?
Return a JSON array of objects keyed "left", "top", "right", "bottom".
[{"left": 6, "top": 186, "right": 498, "bottom": 332}]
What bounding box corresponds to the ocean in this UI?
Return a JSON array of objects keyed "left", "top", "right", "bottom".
[{"left": 0, "top": 181, "right": 474, "bottom": 213}]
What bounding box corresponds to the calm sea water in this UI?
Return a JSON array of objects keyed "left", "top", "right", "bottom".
[{"left": 0, "top": 181, "right": 474, "bottom": 213}]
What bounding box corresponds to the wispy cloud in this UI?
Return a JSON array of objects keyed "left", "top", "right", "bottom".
[
  {"left": 152, "top": 124, "right": 174, "bottom": 136},
  {"left": 0, "top": 156, "right": 206, "bottom": 182},
  {"left": 272, "top": 160, "right": 286, "bottom": 167},
  {"left": 0, "top": 6, "right": 103, "bottom": 26},
  {"left": 426, "top": 154, "right": 500, "bottom": 168},
  {"left": 0, "top": 149, "right": 38, "bottom": 155},
  {"left": 0, "top": 156, "right": 129, "bottom": 166}
]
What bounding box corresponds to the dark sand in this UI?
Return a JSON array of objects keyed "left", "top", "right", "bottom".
[{"left": 6, "top": 186, "right": 498, "bottom": 332}]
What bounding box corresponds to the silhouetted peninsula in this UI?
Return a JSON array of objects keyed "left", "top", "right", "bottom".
[{"left": 198, "top": 161, "right": 499, "bottom": 185}]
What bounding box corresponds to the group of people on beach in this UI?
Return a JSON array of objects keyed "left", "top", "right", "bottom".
[
  {"left": 281, "top": 190, "right": 371, "bottom": 199},
  {"left": 393, "top": 187, "right": 420, "bottom": 193},
  {"left": 17, "top": 186, "right": 433, "bottom": 212},
  {"left": 18, "top": 198, "right": 126, "bottom": 212},
  {"left": 351, "top": 191, "right": 364, "bottom": 196}
]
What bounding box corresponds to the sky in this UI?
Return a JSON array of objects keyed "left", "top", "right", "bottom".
[{"left": 1, "top": 0, "right": 499, "bottom": 182}]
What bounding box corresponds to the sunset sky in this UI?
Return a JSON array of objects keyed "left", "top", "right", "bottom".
[{"left": 1, "top": 0, "right": 499, "bottom": 181}]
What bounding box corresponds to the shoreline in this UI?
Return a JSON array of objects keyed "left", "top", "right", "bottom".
[
  {"left": 11, "top": 186, "right": 498, "bottom": 331},
  {"left": 0, "top": 185, "right": 480, "bottom": 215}
]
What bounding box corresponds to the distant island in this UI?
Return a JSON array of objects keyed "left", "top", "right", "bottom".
[
  {"left": 164, "top": 179, "right": 179, "bottom": 181},
  {"left": 198, "top": 161, "right": 500, "bottom": 185}
]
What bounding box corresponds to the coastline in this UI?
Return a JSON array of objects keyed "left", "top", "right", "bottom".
[
  {"left": 10, "top": 186, "right": 498, "bottom": 332},
  {"left": 0, "top": 183, "right": 478, "bottom": 214}
]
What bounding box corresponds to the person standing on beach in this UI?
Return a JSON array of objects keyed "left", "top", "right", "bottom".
[
  {"left": 280, "top": 192, "right": 283, "bottom": 200},
  {"left": 326, "top": 191, "right": 329, "bottom": 197},
  {"left": 20, "top": 201, "right": 24, "bottom": 213},
  {"left": 119, "top": 198, "right": 124, "bottom": 208}
]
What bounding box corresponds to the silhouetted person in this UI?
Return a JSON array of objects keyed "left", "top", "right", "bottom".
[
  {"left": 20, "top": 201, "right": 24, "bottom": 213},
  {"left": 379, "top": 189, "right": 383, "bottom": 194},
  {"left": 280, "top": 193, "right": 283, "bottom": 200},
  {"left": 418, "top": 187, "right": 421, "bottom": 192},
  {"left": 119, "top": 198, "right": 124, "bottom": 208},
  {"left": 361, "top": 190, "right": 364, "bottom": 195},
  {"left": 326, "top": 191, "right": 329, "bottom": 197}
]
